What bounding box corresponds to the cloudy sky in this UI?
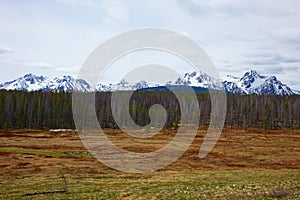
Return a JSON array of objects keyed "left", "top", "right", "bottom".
[{"left": 0, "top": 0, "right": 300, "bottom": 89}]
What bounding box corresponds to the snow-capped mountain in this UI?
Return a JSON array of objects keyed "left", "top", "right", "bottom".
[
  {"left": 0, "top": 70, "right": 298, "bottom": 95},
  {"left": 0, "top": 74, "right": 92, "bottom": 92},
  {"left": 96, "top": 80, "right": 160, "bottom": 91},
  {"left": 0, "top": 73, "right": 49, "bottom": 91},
  {"left": 48, "top": 76, "right": 92, "bottom": 92},
  {"left": 252, "top": 76, "right": 293, "bottom": 95},
  {"left": 167, "top": 71, "right": 222, "bottom": 89},
  {"left": 165, "top": 70, "right": 296, "bottom": 95},
  {"left": 223, "top": 70, "right": 294, "bottom": 95},
  {"left": 293, "top": 90, "right": 300, "bottom": 95}
]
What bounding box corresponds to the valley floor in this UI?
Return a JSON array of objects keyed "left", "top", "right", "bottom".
[{"left": 0, "top": 128, "right": 299, "bottom": 199}]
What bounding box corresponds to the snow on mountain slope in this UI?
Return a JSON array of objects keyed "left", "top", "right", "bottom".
[
  {"left": 0, "top": 70, "right": 298, "bottom": 95},
  {"left": 223, "top": 80, "right": 245, "bottom": 94},
  {"left": 223, "top": 70, "right": 295, "bottom": 95},
  {"left": 96, "top": 80, "right": 160, "bottom": 91},
  {"left": 0, "top": 74, "right": 92, "bottom": 92},
  {"left": 292, "top": 90, "right": 300, "bottom": 95},
  {"left": 252, "top": 76, "right": 293, "bottom": 95},
  {"left": 168, "top": 71, "right": 222, "bottom": 89},
  {"left": 238, "top": 70, "right": 268, "bottom": 94},
  {"left": 0, "top": 73, "right": 49, "bottom": 91},
  {"left": 48, "top": 76, "right": 92, "bottom": 92}
]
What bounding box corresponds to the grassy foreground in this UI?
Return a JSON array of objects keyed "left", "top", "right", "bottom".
[{"left": 0, "top": 128, "right": 299, "bottom": 199}]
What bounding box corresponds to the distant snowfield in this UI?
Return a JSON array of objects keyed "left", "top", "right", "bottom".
[{"left": 49, "top": 129, "right": 74, "bottom": 132}]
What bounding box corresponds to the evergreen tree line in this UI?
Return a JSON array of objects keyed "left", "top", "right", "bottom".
[{"left": 0, "top": 90, "right": 299, "bottom": 130}]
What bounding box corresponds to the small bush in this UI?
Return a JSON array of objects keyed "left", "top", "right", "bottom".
[{"left": 269, "top": 187, "right": 288, "bottom": 198}]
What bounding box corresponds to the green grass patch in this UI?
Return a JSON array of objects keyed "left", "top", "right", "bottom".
[{"left": 0, "top": 147, "right": 92, "bottom": 158}]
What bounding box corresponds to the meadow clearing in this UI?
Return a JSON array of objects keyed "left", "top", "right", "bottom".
[{"left": 0, "top": 128, "right": 299, "bottom": 199}]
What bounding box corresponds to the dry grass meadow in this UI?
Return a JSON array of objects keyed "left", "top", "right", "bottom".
[{"left": 0, "top": 127, "right": 300, "bottom": 199}]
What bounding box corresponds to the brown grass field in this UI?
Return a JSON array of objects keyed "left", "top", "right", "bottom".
[{"left": 0, "top": 127, "right": 299, "bottom": 199}]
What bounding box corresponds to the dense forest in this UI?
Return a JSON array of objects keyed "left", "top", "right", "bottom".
[{"left": 0, "top": 90, "right": 299, "bottom": 130}]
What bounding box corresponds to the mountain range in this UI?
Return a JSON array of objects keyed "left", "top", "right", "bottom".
[{"left": 0, "top": 70, "right": 299, "bottom": 95}]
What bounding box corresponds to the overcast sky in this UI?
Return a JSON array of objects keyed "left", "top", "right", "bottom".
[{"left": 0, "top": 0, "right": 300, "bottom": 89}]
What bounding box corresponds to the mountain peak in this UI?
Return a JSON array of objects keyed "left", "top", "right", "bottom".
[
  {"left": 0, "top": 70, "right": 298, "bottom": 95},
  {"left": 223, "top": 70, "right": 294, "bottom": 95},
  {"left": 266, "top": 76, "right": 277, "bottom": 82},
  {"left": 241, "top": 69, "right": 265, "bottom": 80},
  {"left": 24, "top": 73, "right": 34, "bottom": 77},
  {"left": 249, "top": 69, "right": 258, "bottom": 74},
  {"left": 23, "top": 73, "right": 46, "bottom": 80},
  {"left": 254, "top": 76, "right": 293, "bottom": 95}
]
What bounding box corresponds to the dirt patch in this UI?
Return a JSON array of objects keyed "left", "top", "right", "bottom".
[{"left": 0, "top": 128, "right": 299, "bottom": 199}]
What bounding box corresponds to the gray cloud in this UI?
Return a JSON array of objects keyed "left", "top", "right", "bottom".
[
  {"left": 270, "top": 28, "right": 300, "bottom": 44},
  {"left": 244, "top": 52, "right": 300, "bottom": 66},
  {"left": 28, "top": 62, "right": 54, "bottom": 69},
  {"left": 280, "top": 65, "right": 299, "bottom": 72},
  {"left": 174, "top": 0, "right": 293, "bottom": 18},
  {"left": 259, "top": 66, "right": 284, "bottom": 74},
  {"left": 0, "top": 46, "right": 13, "bottom": 54},
  {"left": 174, "top": 0, "right": 212, "bottom": 17}
]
